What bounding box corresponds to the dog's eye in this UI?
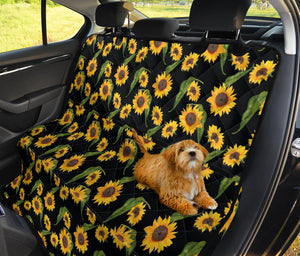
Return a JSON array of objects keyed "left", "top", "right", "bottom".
[{"left": 179, "top": 147, "right": 185, "bottom": 152}]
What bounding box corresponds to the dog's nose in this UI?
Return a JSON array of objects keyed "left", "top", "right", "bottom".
[{"left": 189, "top": 151, "right": 196, "bottom": 157}]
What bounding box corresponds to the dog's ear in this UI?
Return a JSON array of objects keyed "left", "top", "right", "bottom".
[
  {"left": 199, "top": 145, "right": 209, "bottom": 160},
  {"left": 162, "top": 144, "right": 178, "bottom": 164}
]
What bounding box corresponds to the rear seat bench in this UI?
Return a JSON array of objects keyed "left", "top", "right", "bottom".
[{"left": 0, "top": 1, "right": 280, "bottom": 255}]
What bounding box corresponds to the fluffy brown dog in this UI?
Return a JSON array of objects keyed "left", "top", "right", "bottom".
[{"left": 132, "top": 129, "right": 218, "bottom": 215}]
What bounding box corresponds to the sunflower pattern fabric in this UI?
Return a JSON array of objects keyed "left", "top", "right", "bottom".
[{"left": 0, "top": 34, "right": 279, "bottom": 256}]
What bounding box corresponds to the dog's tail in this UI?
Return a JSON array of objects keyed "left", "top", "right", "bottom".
[{"left": 132, "top": 128, "right": 148, "bottom": 154}]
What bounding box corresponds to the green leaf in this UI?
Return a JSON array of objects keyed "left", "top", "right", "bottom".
[
  {"left": 215, "top": 176, "right": 240, "bottom": 199},
  {"left": 94, "top": 49, "right": 103, "bottom": 59},
  {"left": 114, "top": 124, "right": 130, "bottom": 144},
  {"left": 162, "top": 43, "right": 169, "bottom": 65},
  {"left": 96, "top": 60, "right": 113, "bottom": 85},
  {"left": 119, "top": 176, "right": 136, "bottom": 184},
  {"left": 29, "top": 180, "right": 42, "bottom": 195},
  {"left": 84, "top": 110, "right": 99, "bottom": 126},
  {"left": 125, "top": 226, "right": 137, "bottom": 256},
  {"left": 170, "top": 211, "right": 201, "bottom": 222},
  {"left": 106, "top": 79, "right": 115, "bottom": 110},
  {"left": 126, "top": 67, "right": 150, "bottom": 97},
  {"left": 195, "top": 104, "right": 207, "bottom": 143},
  {"left": 224, "top": 66, "right": 252, "bottom": 88},
  {"left": 123, "top": 140, "right": 138, "bottom": 174},
  {"left": 124, "top": 53, "right": 137, "bottom": 66},
  {"left": 108, "top": 108, "right": 121, "bottom": 119},
  {"left": 55, "top": 207, "right": 69, "bottom": 225},
  {"left": 83, "top": 223, "right": 97, "bottom": 232},
  {"left": 66, "top": 167, "right": 104, "bottom": 184},
  {"left": 104, "top": 197, "right": 150, "bottom": 223},
  {"left": 83, "top": 151, "right": 101, "bottom": 158},
  {"left": 41, "top": 230, "right": 51, "bottom": 236},
  {"left": 80, "top": 187, "right": 91, "bottom": 217},
  {"left": 146, "top": 125, "right": 162, "bottom": 137},
  {"left": 203, "top": 147, "right": 228, "bottom": 164},
  {"left": 233, "top": 91, "right": 268, "bottom": 134},
  {"left": 220, "top": 45, "right": 229, "bottom": 75},
  {"left": 169, "top": 77, "right": 203, "bottom": 112},
  {"left": 122, "top": 37, "right": 127, "bottom": 57},
  {"left": 165, "top": 59, "right": 183, "bottom": 75},
  {"left": 144, "top": 90, "right": 152, "bottom": 127},
  {"left": 93, "top": 251, "right": 106, "bottom": 256},
  {"left": 39, "top": 144, "right": 72, "bottom": 157},
  {"left": 178, "top": 241, "right": 207, "bottom": 256}
]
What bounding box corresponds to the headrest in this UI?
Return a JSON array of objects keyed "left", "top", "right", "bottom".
[
  {"left": 96, "top": 2, "right": 134, "bottom": 27},
  {"left": 132, "top": 18, "right": 179, "bottom": 40},
  {"left": 189, "top": 0, "right": 251, "bottom": 32}
]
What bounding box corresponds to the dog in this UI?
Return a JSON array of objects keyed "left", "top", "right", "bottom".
[{"left": 132, "top": 129, "right": 218, "bottom": 215}]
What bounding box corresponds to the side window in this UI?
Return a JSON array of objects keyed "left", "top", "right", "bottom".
[{"left": 0, "top": 0, "right": 84, "bottom": 53}]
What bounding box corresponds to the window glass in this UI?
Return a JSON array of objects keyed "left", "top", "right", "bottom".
[
  {"left": 0, "top": 0, "right": 42, "bottom": 53},
  {"left": 46, "top": 0, "right": 84, "bottom": 43},
  {"left": 132, "top": 0, "right": 279, "bottom": 19}
]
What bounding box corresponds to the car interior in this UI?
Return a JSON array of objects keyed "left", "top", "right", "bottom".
[{"left": 0, "top": 0, "right": 299, "bottom": 255}]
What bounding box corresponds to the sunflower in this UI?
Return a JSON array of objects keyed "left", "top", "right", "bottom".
[
  {"left": 93, "top": 180, "right": 123, "bottom": 205},
  {"left": 102, "top": 117, "right": 115, "bottom": 131},
  {"left": 68, "top": 122, "right": 78, "bottom": 133},
  {"left": 207, "top": 125, "right": 224, "bottom": 150},
  {"left": 151, "top": 106, "right": 163, "bottom": 126},
  {"left": 97, "top": 150, "right": 116, "bottom": 161},
  {"left": 74, "top": 72, "right": 85, "bottom": 90},
  {"left": 69, "top": 83, "right": 74, "bottom": 94},
  {"left": 120, "top": 104, "right": 132, "bottom": 119},
  {"left": 54, "top": 174, "right": 60, "bottom": 186},
  {"left": 219, "top": 200, "right": 239, "bottom": 233},
  {"left": 59, "top": 154, "right": 85, "bottom": 172},
  {"left": 249, "top": 60, "right": 276, "bottom": 84},
  {"left": 70, "top": 186, "right": 89, "bottom": 204},
  {"left": 89, "top": 92, "right": 98, "bottom": 105},
  {"left": 187, "top": 81, "right": 201, "bottom": 102},
  {"left": 162, "top": 120, "right": 178, "bottom": 139},
  {"left": 78, "top": 57, "right": 85, "bottom": 71},
  {"left": 67, "top": 132, "right": 84, "bottom": 141},
  {"left": 35, "top": 134, "right": 57, "bottom": 148},
  {"left": 142, "top": 216, "right": 177, "bottom": 253},
  {"left": 149, "top": 40, "right": 167, "bottom": 55},
  {"left": 12, "top": 203, "right": 22, "bottom": 216},
  {"left": 32, "top": 196, "right": 43, "bottom": 216},
  {"left": 201, "top": 44, "right": 225, "bottom": 63},
  {"left": 60, "top": 185, "right": 69, "bottom": 200},
  {"left": 112, "top": 93, "right": 122, "bottom": 109},
  {"left": 97, "top": 138, "right": 108, "bottom": 152},
  {"left": 128, "top": 38, "right": 137, "bottom": 54},
  {"left": 42, "top": 158, "right": 57, "bottom": 173},
  {"left": 179, "top": 105, "right": 203, "bottom": 135},
  {"left": 73, "top": 226, "right": 89, "bottom": 253},
  {"left": 126, "top": 128, "right": 133, "bottom": 137},
  {"left": 75, "top": 105, "right": 85, "bottom": 116},
  {"left": 85, "top": 121, "right": 100, "bottom": 142},
  {"left": 44, "top": 214, "right": 51, "bottom": 231},
  {"left": 259, "top": 100, "right": 265, "bottom": 115},
  {"left": 152, "top": 72, "right": 173, "bottom": 98},
  {"left": 31, "top": 126, "right": 44, "bottom": 136},
  {"left": 141, "top": 135, "right": 156, "bottom": 151},
  {"left": 29, "top": 149, "right": 35, "bottom": 162},
  {"left": 207, "top": 84, "right": 236, "bottom": 116},
  {"left": 37, "top": 183, "right": 43, "bottom": 196},
  {"left": 18, "top": 136, "right": 32, "bottom": 149},
  {"left": 132, "top": 90, "right": 150, "bottom": 115},
  {"left": 118, "top": 140, "right": 136, "bottom": 163},
  {"left": 201, "top": 163, "right": 214, "bottom": 179},
  {"left": 86, "top": 58, "right": 98, "bottom": 77},
  {"left": 114, "top": 64, "right": 129, "bottom": 86},
  {"left": 24, "top": 201, "right": 31, "bottom": 211},
  {"left": 139, "top": 70, "right": 149, "bottom": 87},
  {"left": 136, "top": 47, "right": 148, "bottom": 62},
  {"left": 23, "top": 169, "right": 33, "bottom": 185},
  {"left": 110, "top": 225, "right": 134, "bottom": 250},
  {"left": 19, "top": 187, "right": 25, "bottom": 200},
  {"left": 86, "top": 207, "right": 96, "bottom": 224},
  {"left": 95, "top": 224, "right": 109, "bottom": 243},
  {"left": 169, "top": 43, "right": 182, "bottom": 61},
  {"left": 103, "top": 42, "right": 112, "bottom": 57},
  {"left": 223, "top": 144, "right": 248, "bottom": 167},
  {"left": 232, "top": 52, "right": 250, "bottom": 71},
  {"left": 50, "top": 233, "right": 59, "bottom": 248},
  {"left": 104, "top": 63, "right": 112, "bottom": 78},
  {"left": 86, "top": 34, "right": 96, "bottom": 45},
  {"left": 127, "top": 202, "right": 146, "bottom": 226},
  {"left": 182, "top": 52, "right": 199, "bottom": 71},
  {"left": 44, "top": 191, "right": 55, "bottom": 211},
  {"left": 10, "top": 175, "right": 21, "bottom": 190},
  {"left": 194, "top": 211, "right": 222, "bottom": 232},
  {"left": 99, "top": 80, "right": 112, "bottom": 101},
  {"left": 97, "top": 40, "right": 104, "bottom": 50},
  {"left": 38, "top": 231, "right": 47, "bottom": 247},
  {"left": 84, "top": 83, "right": 91, "bottom": 97},
  {"left": 85, "top": 170, "right": 101, "bottom": 186},
  {"left": 59, "top": 229, "right": 73, "bottom": 255}
]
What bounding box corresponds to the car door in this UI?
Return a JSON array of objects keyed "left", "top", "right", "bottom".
[{"left": 0, "top": 0, "right": 89, "bottom": 185}]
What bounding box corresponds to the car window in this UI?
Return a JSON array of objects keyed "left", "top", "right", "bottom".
[
  {"left": 0, "top": 0, "right": 84, "bottom": 53},
  {"left": 132, "top": 0, "right": 279, "bottom": 18}
]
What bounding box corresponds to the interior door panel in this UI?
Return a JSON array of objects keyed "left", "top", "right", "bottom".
[{"left": 0, "top": 39, "right": 80, "bottom": 185}]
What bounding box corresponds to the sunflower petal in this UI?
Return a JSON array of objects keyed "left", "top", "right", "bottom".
[
  {"left": 216, "top": 176, "right": 240, "bottom": 199},
  {"left": 178, "top": 241, "right": 207, "bottom": 256},
  {"left": 224, "top": 66, "right": 252, "bottom": 88},
  {"left": 104, "top": 197, "right": 150, "bottom": 223},
  {"left": 233, "top": 91, "right": 268, "bottom": 134},
  {"left": 125, "top": 226, "right": 137, "bottom": 256}
]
